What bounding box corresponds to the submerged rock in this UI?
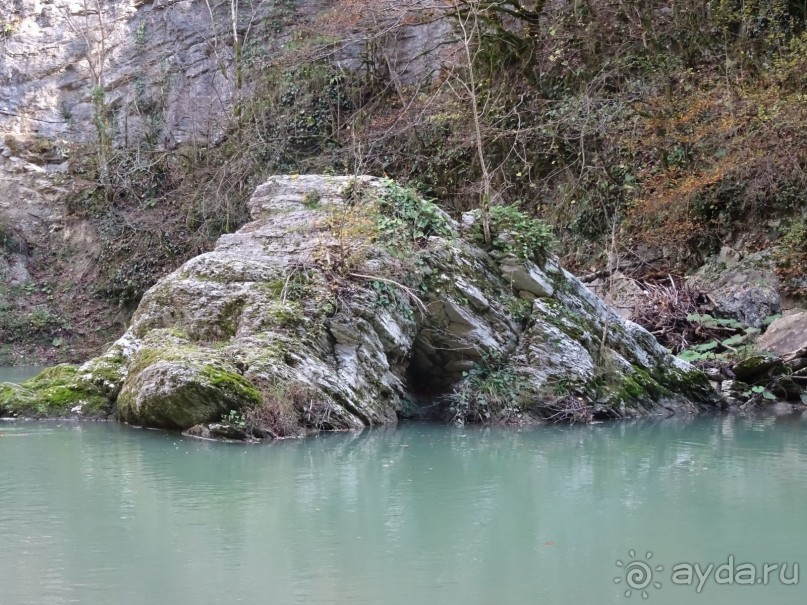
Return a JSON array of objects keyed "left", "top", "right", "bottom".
[{"left": 0, "top": 176, "right": 722, "bottom": 435}]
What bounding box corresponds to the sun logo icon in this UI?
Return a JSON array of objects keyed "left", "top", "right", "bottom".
[{"left": 614, "top": 550, "right": 663, "bottom": 599}]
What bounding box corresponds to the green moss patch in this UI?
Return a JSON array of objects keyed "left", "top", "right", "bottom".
[{"left": 0, "top": 364, "right": 113, "bottom": 418}]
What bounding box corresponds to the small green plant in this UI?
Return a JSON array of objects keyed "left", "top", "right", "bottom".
[
  {"left": 340, "top": 178, "right": 370, "bottom": 204},
  {"left": 0, "top": 219, "right": 23, "bottom": 253},
  {"left": 1, "top": 20, "right": 15, "bottom": 37},
  {"left": 775, "top": 219, "right": 807, "bottom": 297},
  {"left": 134, "top": 23, "right": 146, "bottom": 50},
  {"left": 376, "top": 179, "right": 452, "bottom": 245},
  {"left": 302, "top": 189, "right": 321, "bottom": 208},
  {"left": 370, "top": 280, "right": 414, "bottom": 321},
  {"left": 59, "top": 101, "right": 73, "bottom": 123},
  {"left": 743, "top": 385, "right": 778, "bottom": 401},
  {"left": 25, "top": 308, "right": 67, "bottom": 334},
  {"left": 222, "top": 409, "right": 247, "bottom": 430},
  {"left": 246, "top": 378, "right": 318, "bottom": 437},
  {"left": 474, "top": 204, "right": 555, "bottom": 263},
  {"left": 449, "top": 352, "right": 522, "bottom": 424},
  {"left": 762, "top": 313, "right": 783, "bottom": 327},
  {"left": 318, "top": 199, "right": 379, "bottom": 275},
  {"left": 280, "top": 269, "right": 314, "bottom": 302},
  {"left": 677, "top": 313, "right": 763, "bottom": 362},
  {"left": 685, "top": 313, "right": 744, "bottom": 330},
  {"left": 506, "top": 295, "right": 534, "bottom": 324}
]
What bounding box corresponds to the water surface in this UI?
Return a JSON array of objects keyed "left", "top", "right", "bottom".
[
  {"left": 0, "top": 366, "right": 43, "bottom": 384},
  {"left": 1, "top": 415, "right": 806, "bottom": 604}
]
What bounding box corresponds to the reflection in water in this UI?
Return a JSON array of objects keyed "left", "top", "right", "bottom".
[{"left": 1, "top": 414, "right": 807, "bottom": 604}]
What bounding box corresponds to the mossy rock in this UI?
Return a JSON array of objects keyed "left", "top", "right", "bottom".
[
  {"left": 733, "top": 354, "right": 781, "bottom": 382},
  {"left": 117, "top": 351, "right": 261, "bottom": 430},
  {"left": 593, "top": 364, "right": 717, "bottom": 417},
  {"left": 0, "top": 364, "right": 113, "bottom": 418}
]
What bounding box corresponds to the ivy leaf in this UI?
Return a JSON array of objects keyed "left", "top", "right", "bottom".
[{"left": 693, "top": 341, "right": 719, "bottom": 352}]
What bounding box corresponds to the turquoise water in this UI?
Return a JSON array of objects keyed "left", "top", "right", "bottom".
[
  {"left": 0, "top": 366, "right": 43, "bottom": 384},
  {"left": 1, "top": 415, "right": 806, "bottom": 604}
]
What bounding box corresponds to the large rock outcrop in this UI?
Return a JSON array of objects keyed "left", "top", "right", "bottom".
[{"left": 0, "top": 176, "right": 721, "bottom": 434}]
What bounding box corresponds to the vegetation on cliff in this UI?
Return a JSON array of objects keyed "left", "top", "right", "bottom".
[{"left": 2, "top": 0, "right": 806, "bottom": 363}]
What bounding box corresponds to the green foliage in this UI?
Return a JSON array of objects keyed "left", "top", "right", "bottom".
[
  {"left": 222, "top": 409, "right": 247, "bottom": 430},
  {"left": 0, "top": 20, "right": 15, "bottom": 37},
  {"left": 678, "top": 313, "right": 765, "bottom": 361},
  {"left": 318, "top": 195, "right": 379, "bottom": 275},
  {"left": 302, "top": 189, "right": 321, "bottom": 208},
  {"left": 505, "top": 295, "right": 534, "bottom": 324},
  {"left": 370, "top": 280, "right": 414, "bottom": 321},
  {"left": 775, "top": 219, "right": 807, "bottom": 297},
  {"left": 134, "top": 22, "right": 146, "bottom": 49},
  {"left": 721, "top": 333, "right": 749, "bottom": 348},
  {"left": 250, "top": 61, "right": 363, "bottom": 161},
  {"left": 449, "top": 353, "right": 522, "bottom": 424},
  {"left": 281, "top": 270, "right": 315, "bottom": 303},
  {"left": 762, "top": 313, "right": 783, "bottom": 327},
  {"left": 745, "top": 385, "right": 778, "bottom": 401},
  {"left": 475, "top": 204, "right": 555, "bottom": 263},
  {"left": 686, "top": 313, "right": 745, "bottom": 330},
  {"left": 376, "top": 179, "right": 452, "bottom": 245},
  {"left": 0, "top": 217, "right": 23, "bottom": 254}
]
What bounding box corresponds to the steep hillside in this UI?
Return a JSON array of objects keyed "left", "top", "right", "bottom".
[{"left": 1, "top": 0, "right": 806, "bottom": 363}]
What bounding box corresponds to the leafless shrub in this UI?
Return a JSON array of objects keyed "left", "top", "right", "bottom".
[
  {"left": 543, "top": 395, "right": 593, "bottom": 425},
  {"left": 244, "top": 378, "right": 320, "bottom": 438},
  {"left": 630, "top": 276, "right": 712, "bottom": 353}
]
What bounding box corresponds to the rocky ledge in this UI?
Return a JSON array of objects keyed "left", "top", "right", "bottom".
[{"left": 0, "top": 176, "right": 720, "bottom": 438}]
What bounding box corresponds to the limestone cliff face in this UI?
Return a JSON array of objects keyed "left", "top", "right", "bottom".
[
  {"left": 0, "top": 0, "right": 448, "bottom": 362},
  {"left": 1, "top": 0, "right": 282, "bottom": 360},
  {"left": 0, "top": 176, "right": 721, "bottom": 436},
  {"left": 1, "top": 0, "right": 249, "bottom": 229}
]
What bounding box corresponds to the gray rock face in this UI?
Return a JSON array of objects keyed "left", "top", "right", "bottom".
[
  {"left": 0, "top": 0, "right": 284, "bottom": 249},
  {"left": 0, "top": 175, "right": 720, "bottom": 433},
  {"left": 1, "top": 0, "right": 258, "bottom": 144},
  {"left": 689, "top": 252, "right": 780, "bottom": 328},
  {"left": 758, "top": 311, "right": 807, "bottom": 358}
]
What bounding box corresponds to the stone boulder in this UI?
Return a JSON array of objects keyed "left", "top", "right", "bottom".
[
  {"left": 0, "top": 176, "right": 721, "bottom": 434},
  {"left": 757, "top": 311, "right": 807, "bottom": 358},
  {"left": 689, "top": 251, "right": 780, "bottom": 328}
]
